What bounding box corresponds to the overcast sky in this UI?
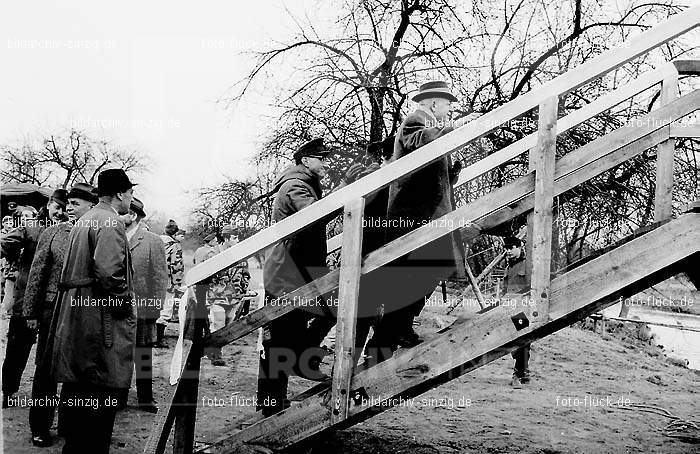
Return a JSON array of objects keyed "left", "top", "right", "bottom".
[{"left": 1, "top": 0, "right": 330, "bottom": 225}]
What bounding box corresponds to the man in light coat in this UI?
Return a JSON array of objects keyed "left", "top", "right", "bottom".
[
  {"left": 122, "top": 197, "right": 167, "bottom": 412},
  {"left": 51, "top": 169, "right": 136, "bottom": 453}
]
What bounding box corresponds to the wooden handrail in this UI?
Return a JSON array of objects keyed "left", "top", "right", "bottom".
[
  {"left": 185, "top": 8, "right": 700, "bottom": 286},
  {"left": 203, "top": 90, "right": 699, "bottom": 349}
]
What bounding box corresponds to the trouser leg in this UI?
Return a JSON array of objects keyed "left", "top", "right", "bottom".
[
  {"left": 29, "top": 320, "right": 57, "bottom": 435},
  {"left": 512, "top": 344, "right": 531, "bottom": 376},
  {"left": 135, "top": 345, "right": 154, "bottom": 403},
  {"left": 61, "top": 383, "right": 120, "bottom": 454},
  {"left": 2, "top": 316, "right": 36, "bottom": 396}
]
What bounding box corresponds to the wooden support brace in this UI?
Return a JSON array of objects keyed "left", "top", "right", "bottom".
[
  {"left": 530, "top": 96, "right": 558, "bottom": 323},
  {"left": 331, "top": 198, "right": 365, "bottom": 423},
  {"left": 654, "top": 67, "right": 679, "bottom": 221},
  {"left": 173, "top": 284, "right": 208, "bottom": 454}
]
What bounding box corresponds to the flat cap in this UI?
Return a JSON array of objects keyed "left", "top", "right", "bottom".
[{"left": 293, "top": 138, "right": 331, "bottom": 161}]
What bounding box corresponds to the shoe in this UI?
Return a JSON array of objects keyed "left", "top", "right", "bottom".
[
  {"left": 137, "top": 400, "right": 159, "bottom": 414},
  {"left": 510, "top": 374, "right": 522, "bottom": 389},
  {"left": 32, "top": 433, "right": 53, "bottom": 447},
  {"left": 396, "top": 329, "right": 422, "bottom": 348},
  {"left": 520, "top": 370, "right": 531, "bottom": 384}
]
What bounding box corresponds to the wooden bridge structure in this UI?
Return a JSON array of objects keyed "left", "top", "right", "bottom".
[{"left": 145, "top": 8, "right": 700, "bottom": 454}]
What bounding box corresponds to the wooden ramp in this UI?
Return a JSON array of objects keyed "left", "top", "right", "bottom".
[
  {"left": 197, "top": 212, "right": 699, "bottom": 453},
  {"left": 144, "top": 8, "right": 700, "bottom": 453}
]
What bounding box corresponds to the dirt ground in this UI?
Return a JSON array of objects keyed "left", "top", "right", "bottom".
[{"left": 2, "top": 263, "right": 698, "bottom": 453}]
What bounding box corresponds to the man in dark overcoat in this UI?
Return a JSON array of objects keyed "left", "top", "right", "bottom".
[
  {"left": 23, "top": 183, "right": 97, "bottom": 446},
  {"left": 256, "top": 138, "right": 336, "bottom": 417},
  {"left": 123, "top": 197, "right": 167, "bottom": 412},
  {"left": 378, "top": 80, "right": 472, "bottom": 351},
  {"left": 51, "top": 169, "right": 136, "bottom": 453}
]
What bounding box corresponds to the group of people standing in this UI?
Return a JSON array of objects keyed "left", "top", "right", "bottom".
[
  {"left": 1, "top": 169, "right": 187, "bottom": 453},
  {"left": 255, "top": 80, "right": 534, "bottom": 416}
]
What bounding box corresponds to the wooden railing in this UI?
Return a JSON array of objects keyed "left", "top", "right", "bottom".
[
  {"left": 154, "top": 8, "right": 700, "bottom": 453},
  {"left": 184, "top": 6, "right": 700, "bottom": 287}
]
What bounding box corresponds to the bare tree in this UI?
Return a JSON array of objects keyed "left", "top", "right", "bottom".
[{"left": 1, "top": 129, "right": 147, "bottom": 188}]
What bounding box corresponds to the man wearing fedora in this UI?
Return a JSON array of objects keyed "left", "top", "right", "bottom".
[
  {"left": 22, "top": 182, "right": 98, "bottom": 447},
  {"left": 377, "top": 80, "right": 475, "bottom": 354},
  {"left": 256, "top": 138, "right": 337, "bottom": 417},
  {"left": 51, "top": 169, "right": 136, "bottom": 453},
  {"left": 120, "top": 197, "right": 167, "bottom": 413}
]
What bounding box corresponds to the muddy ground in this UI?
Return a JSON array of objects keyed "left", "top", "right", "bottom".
[{"left": 2, "top": 263, "right": 698, "bottom": 454}]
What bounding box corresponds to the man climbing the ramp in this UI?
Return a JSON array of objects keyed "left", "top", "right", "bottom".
[{"left": 256, "top": 138, "right": 337, "bottom": 417}]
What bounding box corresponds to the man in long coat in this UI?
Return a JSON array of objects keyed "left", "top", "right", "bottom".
[
  {"left": 123, "top": 197, "right": 167, "bottom": 412},
  {"left": 23, "top": 183, "right": 97, "bottom": 446},
  {"left": 257, "top": 138, "right": 336, "bottom": 417},
  {"left": 51, "top": 169, "right": 136, "bottom": 453},
  {"left": 378, "top": 80, "right": 471, "bottom": 351}
]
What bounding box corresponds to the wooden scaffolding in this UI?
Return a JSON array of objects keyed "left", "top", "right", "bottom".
[{"left": 145, "top": 8, "right": 700, "bottom": 454}]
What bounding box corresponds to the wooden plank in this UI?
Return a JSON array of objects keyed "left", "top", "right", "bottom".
[
  {"left": 673, "top": 59, "right": 700, "bottom": 75},
  {"left": 670, "top": 124, "right": 700, "bottom": 138},
  {"left": 203, "top": 91, "right": 698, "bottom": 350},
  {"left": 173, "top": 284, "right": 208, "bottom": 454},
  {"left": 530, "top": 97, "right": 558, "bottom": 323},
  {"left": 142, "top": 342, "right": 193, "bottom": 454},
  {"left": 331, "top": 198, "right": 365, "bottom": 423},
  {"left": 203, "top": 213, "right": 699, "bottom": 453},
  {"left": 185, "top": 10, "right": 700, "bottom": 286},
  {"left": 654, "top": 67, "right": 679, "bottom": 221}
]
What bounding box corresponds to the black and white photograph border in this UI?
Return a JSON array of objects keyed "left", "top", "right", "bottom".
[{"left": 1, "top": 1, "right": 699, "bottom": 453}]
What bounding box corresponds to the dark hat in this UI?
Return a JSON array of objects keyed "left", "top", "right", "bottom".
[
  {"left": 97, "top": 168, "right": 136, "bottom": 196},
  {"left": 293, "top": 138, "right": 331, "bottom": 161},
  {"left": 50, "top": 189, "right": 68, "bottom": 208},
  {"left": 67, "top": 182, "right": 98, "bottom": 203},
  {"left": 203, "top": 233, "right": 217, "bottom": 243},
  {"left": 411, "top": 80, "right": 458, "bottom": 103},
  {"left": 503, "top": 236, "right": 523, "bottom": 248},
  {"left": 164, "top": 219, "right": 179, "bottom": 236},
  {"left": 130, "top": 197, "right": 145, "bottom": 217}
]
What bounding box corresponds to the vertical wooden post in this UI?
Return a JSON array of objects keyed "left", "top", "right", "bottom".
[
  {"left": 172, "top": 284, "right": 207, "bottom": 454},
  {"left": 330, "top": 198, "right": 365, "bottom": 423},
  {"left": 654, "top": 67, "right": 679, "bottom": 221},
  {"left": 530, "top": 96, "right": 558, "bottom": 323}
]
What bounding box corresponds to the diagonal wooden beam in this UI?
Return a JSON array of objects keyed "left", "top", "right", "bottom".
[{"left": 200, "top": 213, "right": 699, "bottom": 453}]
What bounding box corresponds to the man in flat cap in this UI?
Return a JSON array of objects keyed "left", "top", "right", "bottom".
[
  {"left": 121, "top": 198, "right": 167, "bottom": 412},
  {"left": 51, "top": 168, "right": 136, "bottom": 453},
  {"left": 377, "top": 80, "right": 475, "bottom": 355},
  {"left": 257, "top": 137, "right": 337, "bottom": 416},
  {"left": 22, "top": 182, "right": 97, "bottom": 446}
]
